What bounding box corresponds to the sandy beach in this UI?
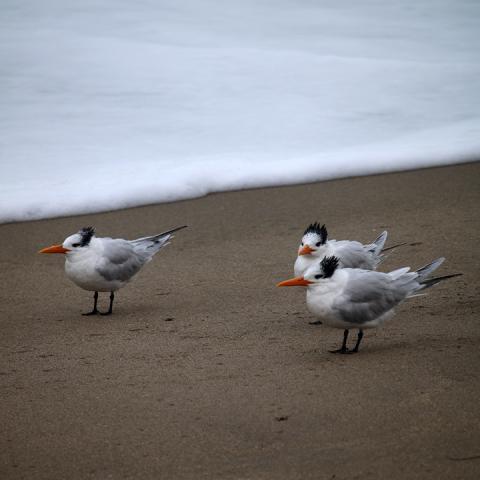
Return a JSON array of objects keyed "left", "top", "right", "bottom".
[{"left": 1, "top": 162, "right": 479, "bottom": 479}]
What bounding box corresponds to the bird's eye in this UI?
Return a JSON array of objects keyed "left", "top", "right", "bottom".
[
  {"left": 301, "top": 242, "right": 304, "bottom": 246},
  {"left": 72, "top": 243, "right": 81, "bottom": 248},
  {"left": 314, "top": 274, "right": 323, "bottom": 279},
  {"left": 315, "top": 242, "right": 321, "bottom": 247}
]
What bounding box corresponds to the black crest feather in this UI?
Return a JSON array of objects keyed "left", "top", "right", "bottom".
[
  {"left": 79, "top": 226, "right": 95, "bottom": 247},
  {"left": 321, "top": 256, "right": 339, "bottom": 278},
  {"left": 303, "top": 222, "right": 328, "bottom": 245}
]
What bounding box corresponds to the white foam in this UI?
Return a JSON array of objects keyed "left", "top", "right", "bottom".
[{"left": 1, "top": 0, "right": 479, "bottom": 223}]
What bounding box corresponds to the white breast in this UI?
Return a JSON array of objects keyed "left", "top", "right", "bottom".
[
  {"left": 306, "top": 279, "right": 341, "bottom": 324},
  {"left": 305, "top": 271, "right": 351, "bottom": 328},
  {"left": 294, "top": 254, "right": 316, "bottom": 277},
  {"left": 64, "top": 249, "right": 125, "bottom": 292}
]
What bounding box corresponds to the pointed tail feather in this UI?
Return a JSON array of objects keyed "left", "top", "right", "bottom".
[
  {"left": 150, "top": 225, "right": 188, "bottom": 242},
  {"left": 419, "top": 273, "right": 462, "bottom": 290},
  {"left": 132, "top": 225, "right": 188, "bottom": 244},
  {"left": 130, "top": 225, "right": 188, "bottom": 256},
  {"left": 382, "top": 241, "right": 408, "bottom": 253},
  {"left": 416, "top": 257, "right": 445, "bottom": 280},
  {"left": 369, "top": 231, "right": 388, "bottom": 256}
]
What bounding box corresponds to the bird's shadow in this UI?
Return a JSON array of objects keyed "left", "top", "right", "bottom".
[{"left": 301, "top": 334, "right": 478, "bottom": 365}]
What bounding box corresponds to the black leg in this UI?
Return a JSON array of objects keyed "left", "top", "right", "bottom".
[
  {"left": 351, "top": 329, "right": 364, "bottom": 353},
  {"left": 329, "top": 329, "right": 350, "bottom": 354},
  {"left": 100, "top": 292, "right": 114, "bottom": 316},
  {"left": 82, "top": 291, "right": 99, "bottom": 316}
]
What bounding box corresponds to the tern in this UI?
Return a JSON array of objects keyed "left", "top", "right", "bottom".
[
  {"left": 294, "top": 223, "right": 392, "bottom": 277},
  {"left": 278, "top": 255, "right": 461, "bottom": 354},
  {"left": 39, "top": 225, "right": 187, "bottom": 315}
]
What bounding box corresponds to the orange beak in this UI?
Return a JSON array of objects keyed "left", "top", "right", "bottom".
[
  {"left": 298, "top": 245, "right": 315, "bottom": 256},
  {"left": 277, "top": 276, "right": 313, "bottom": 287},
  {"left": 39, "top": 244, "right": 70, "bottom": 254}
]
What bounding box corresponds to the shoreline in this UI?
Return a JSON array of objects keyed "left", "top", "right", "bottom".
[{"left": 1, "top": 159, "right": 478, "bottom": 227}]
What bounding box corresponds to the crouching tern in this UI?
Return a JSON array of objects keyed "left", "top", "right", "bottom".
[
  {"left": 39, "top": 225, "right": 187, "bottom": 315},
  {"left": 294, "top": 222, "right": 401, "bottom": 277},
  {"left": 278, "top": 256, "right": 461, "bottom": 354}
]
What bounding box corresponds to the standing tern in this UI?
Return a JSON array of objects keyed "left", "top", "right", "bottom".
[
  {"left": 279, "top": 255, "right": 461, "bottom": 354},
  {"left": 39, "top": 225, "right": 187, "bottom": 315},
  {"left": 294, "top": 223, "right": 390, "bottom": 277}
]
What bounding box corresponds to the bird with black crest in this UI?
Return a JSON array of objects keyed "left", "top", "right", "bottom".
[
  {"left": 39, "top": 225, "right": 187, "bottom": 315},
  {"left": 279, "top": 255, "right": 461, "bottom": 353},
  {"left": 294, "top": 222, "right": 391, "bottom": 277}
]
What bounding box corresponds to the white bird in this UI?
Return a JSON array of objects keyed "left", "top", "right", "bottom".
[
  {"left": 294, "top": 223, "right": 390, "bottom": 277},
  {"left": 39, "top": 225, "right": 187, "bottom": 315},
  {"left": 278, "top": 255, "right": 461, "bottom": 354}
]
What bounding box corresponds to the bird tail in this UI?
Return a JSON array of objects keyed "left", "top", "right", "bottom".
[
  {"left": 415, "top": 257, "right": 445, "bottom": 281},
  {"left": 368, "top": 231, "right": 388, "bottom": 256},
  {"left": 363, "top": 231, "right": 388, "bottom": 268},
  {"left": 413, "top": 257, "right": 462, "bottom": 292},
  {"left": 419, "top": 273, "right": 463, "bottom": 290},
  {"left": 130, "top": 225, "right": 188, "bottom": 256}
]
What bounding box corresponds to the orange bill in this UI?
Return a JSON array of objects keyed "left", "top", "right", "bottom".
[
  {"left": 298, "top": 245, "right": 315, "bottom": 256},
  {"left": 277, "top": 276, "right": 312, "bottom": 287},
  {"left": 39, "top": 244, "right": 70, "bottom": 254}
]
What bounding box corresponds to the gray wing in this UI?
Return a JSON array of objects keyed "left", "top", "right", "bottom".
[
  {"left": 333, "top": 271, "right": 409, "bottom": 324},
  {"left": 334, "top": 241, "right": 372, "bottom": 269},
  {"left": 95, "top": 239, "right": 145, "bottom": 282}
]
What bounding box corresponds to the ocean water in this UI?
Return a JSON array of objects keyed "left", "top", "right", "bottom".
[{"left": 1, "top": 0, "right": 479, "bottom": 223}]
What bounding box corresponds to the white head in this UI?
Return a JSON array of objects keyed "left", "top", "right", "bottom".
[
  {"left": 278, "top": 256, "right": 340, "bottom": 287},
  {"left": 39, "top": 227, "right": 96, "bottom": 256},
  {"left": 298, "top": 222, "right": 328, "bottom": 256}
]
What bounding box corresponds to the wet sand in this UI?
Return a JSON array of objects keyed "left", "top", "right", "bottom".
[{"left": 1, "top": 162, "right": 479, "bottom": 479}]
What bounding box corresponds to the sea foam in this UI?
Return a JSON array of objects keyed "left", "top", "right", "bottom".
[{"left": 1, "top": 0, "right": 479, "bottom": 223}]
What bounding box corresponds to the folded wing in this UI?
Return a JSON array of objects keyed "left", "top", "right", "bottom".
[
  {"left": 333, "top": 270, "right": 416, "bottom": 324},
  {"left": 96, "top": 239, "right": 144, "bottom": 282}
]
